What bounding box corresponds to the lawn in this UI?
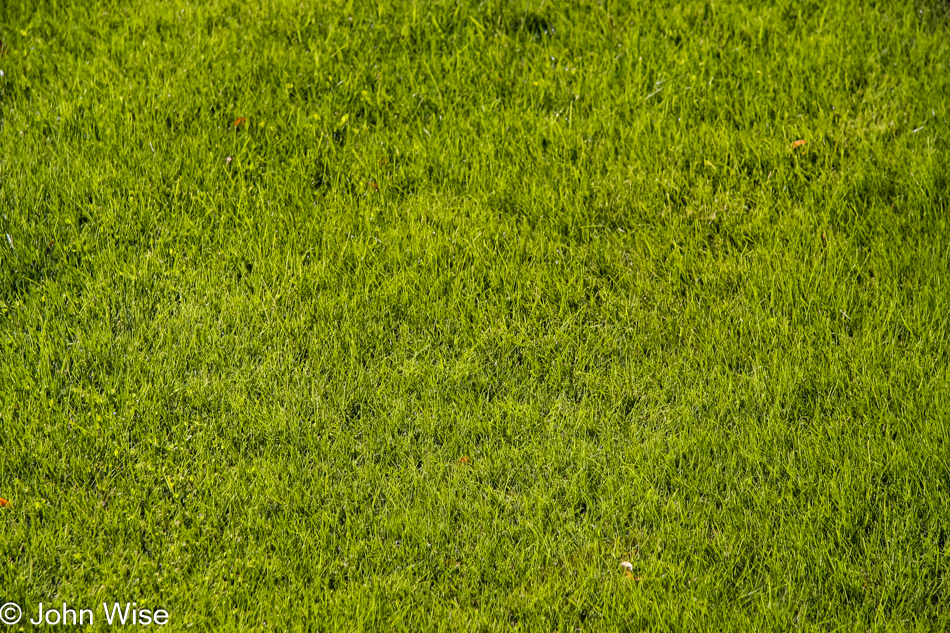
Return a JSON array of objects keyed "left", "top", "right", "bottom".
[{"left": 1, "top": 0, "right": 949, "bottom": 630}]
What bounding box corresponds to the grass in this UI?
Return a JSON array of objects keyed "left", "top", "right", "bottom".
[{"left": 1, "top": 0, "right": 949, "bottom": 630}]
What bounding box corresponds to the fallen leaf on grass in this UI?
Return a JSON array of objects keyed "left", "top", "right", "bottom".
[
  {"left": 458, "top": 456, "right": 470, "bottom": 464},
  {"left": 233, "top": 117, "right": 247, "bottom": 129},
  {"left": 0, "top": 498, "right": 9, "bottom": 508},
  {"left": 790, "top": 139, "right": 807, "bottom": 149}
]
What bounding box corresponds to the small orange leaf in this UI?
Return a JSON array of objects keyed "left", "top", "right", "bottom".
[
  {"left": 0, "top": 498, "right": 9, "bottom": 508},
  {"left": 233, "top": 117, "right": 247, "bottom": 129},
  {"left": 458, "top": 456, "right": 470, "bottom": 464},
  {"left": 790, "top": 139, "right": 807, "bottom": 149},
  {"left": 369, "top": 181, "right": 379, "bottom": 192}
]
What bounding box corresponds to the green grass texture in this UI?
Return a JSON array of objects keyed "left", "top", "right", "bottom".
[{"left": 1, "top": 0, "right": 949, "bottom": 630}]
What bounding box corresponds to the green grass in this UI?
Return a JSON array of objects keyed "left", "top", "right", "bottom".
[{"left": 1, "top": 0, "right": 949, "bottom": 630}]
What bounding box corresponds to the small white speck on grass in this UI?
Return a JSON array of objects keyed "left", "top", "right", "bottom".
[{"left": 5, "top": 234, "right": 13, "bottom": 249}]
